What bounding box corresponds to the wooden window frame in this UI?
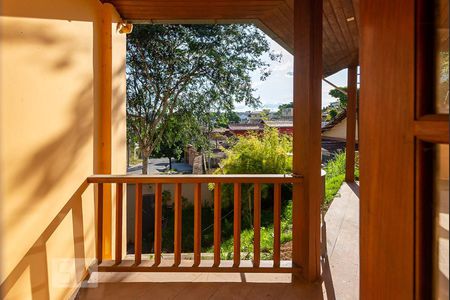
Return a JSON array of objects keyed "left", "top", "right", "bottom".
[{"left": 414, "top": 0, "right": 449, "bottom": 298}]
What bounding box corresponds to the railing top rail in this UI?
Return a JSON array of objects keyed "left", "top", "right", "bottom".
[{"left": 87, "top": 174, "right": 304, "bottom": 184}]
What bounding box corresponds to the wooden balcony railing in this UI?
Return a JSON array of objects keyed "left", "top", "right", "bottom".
[{"left": 87, "top": 174, "right": 303, "bottom": 273}]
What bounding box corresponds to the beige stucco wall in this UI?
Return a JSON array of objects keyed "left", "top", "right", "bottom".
[
  {"left": 322, "top": 117, "right": 359, "bottom": 141},
  {"left": 0, "top": 0, "right": 126, "bottom": 299}
]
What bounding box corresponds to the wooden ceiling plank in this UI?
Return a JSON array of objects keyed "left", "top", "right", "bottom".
[
  {"left": 260, "top": 7, "right": 293, "bottom": 47},
  {"left": 107, "top": 0, "right": 360, "bottom": 77},
  {"left": 323, "top": 12, "right": 350, "bottom": 74},
  {"left": 328, "top": 0, "right": 355, "bottom": 55},
  {"left": 323, "top": 0, "right": 351, "bottom": 62},
  {"left": 339, "top": 0, "right": 359, "bottom": 50},
  {"left": 323, "top": 12, "right": 345, "bottom": 60}
]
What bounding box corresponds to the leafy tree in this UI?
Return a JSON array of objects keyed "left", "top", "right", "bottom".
[
  {"left": 213, "top": 127, "right": 292, "bottom": 224},
  {"left": 278, "top": 102, "right": 293, "bottom": 112},
  {"left": 127, "top": 24, "right": 280, "bottom": 173},
  {"left": 259, "top": 109, "right": 271, "bottom": 121},
  {"left": 276, "top": 102, "right": 293, "bottom": 118},
  {"left": 213, "top": 111, "right": 240, "bottom": 128},
  {"left": 126, "top": 121, "right": 139, "bottom": 166},
  {"left": 329, "top": 88, "right": 348, "bottom": 107},
  {"left": 152, "top": 112, "right": 200, "bottom": 171}
]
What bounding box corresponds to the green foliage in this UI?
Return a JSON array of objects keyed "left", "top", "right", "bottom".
[
  {"left": 329, "top": 88, "right": 348, "bottom": 107},
  {"left": 155, "top": 150, "right": 361, "bottom": 258},
  {"left": 211, "top": 127, "right": 292, "bottom": 238},
  {"left": 325, "top": 151, "right": 346, "bottom": 178},
  {"left": 275, "top": 102, "right": 293, "bottom": 118},
  {"left": 438, "top": 51, "right": 449, "bottom": 110},
  {"left": 278, "top": 102, "right": 293, "bottom": 111},
  {"left": 328, "top": 109, "right": 337, "bottom": 119},
  {"left": 326, "top": 86, "right": 361, "bottom": 123},
  {"left": 126, "top": 24, "right": 280, "bottom": 173},
  {"left": 441, "top": 51, "right": 449, "bottom": 83},
  {"left": 215, "top": 127, "right": 292, "bottom": 175},
  {"left": 325, "top": 174, "right": 345, "bottom": 205},
  {"left": 152, "top": 112, "right": 199, "bottom": 162},
  {"left": 162, "top": 190, "right": 172, "bottom": 206},
  {"left": 213, "top": 111, "right": 241, "bottom": 128},
  {"left": 211, "top": 200, "right": 294, "bottom": 260}
]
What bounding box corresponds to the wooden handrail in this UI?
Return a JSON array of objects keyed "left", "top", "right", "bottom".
[
  {"left": 92, "top": 174, "right": 304, "bottom": 274},
  {"left": 88, "top": 174, "right": 303, "bottom": 184}
]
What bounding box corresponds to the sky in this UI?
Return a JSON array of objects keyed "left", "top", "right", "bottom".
[{"left": 235, "top": 34, "right": 349, "bottom": 112}]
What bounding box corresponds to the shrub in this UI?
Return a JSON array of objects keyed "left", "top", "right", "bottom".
[{"left": 212, "top": 127, "right": 292, "bottom": 224}]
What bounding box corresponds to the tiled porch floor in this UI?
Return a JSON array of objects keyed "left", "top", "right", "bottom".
[{"left": 76, "top": 182, "right": 360, "bottom": 300}]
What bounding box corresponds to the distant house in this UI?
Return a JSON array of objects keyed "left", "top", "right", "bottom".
[
  {"left": 236, "top": 111, "right": 250, "bottom": 123},
  {"left": 263, "top": 120, "right": 293, "bottom": 134},
  {"left": 280, "top": 107, "right": 293, "bottom": 119},
  {"left": 321, "top": 110, "right": 358, "bottom": 141},
  {"left": 321, "top": 110, "right": 359, "bottom": 154},
  {"left": 329, "top": 101, "right": 341, "bottom": 109},
  {"left": 247, "top": 109, "right": 271, "bottom": 123},
  {"left": 228, "top": 123, "right": 262, "bottom": 135},
  {"left": 228, "top": 120, "right": 294, "bottom": 135}
]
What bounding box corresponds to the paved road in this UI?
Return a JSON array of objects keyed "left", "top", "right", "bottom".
[{"left": 127, "top": 157, "right": 193, "bottom": 175}]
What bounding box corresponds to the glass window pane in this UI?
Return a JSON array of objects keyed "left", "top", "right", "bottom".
[
  {"left": 435, "top": 0, "right": 449, "bottom": 113},
  {"left": 435, "top": 144, "right": 449, "bottom": 299}
]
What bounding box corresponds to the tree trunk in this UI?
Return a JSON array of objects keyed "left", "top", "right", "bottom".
[
  {"left": 168, "top": 157, "right": 172, "bottom": 170},
  {"left": 142, "top": 156, "right": 149, "bottom": 174}
]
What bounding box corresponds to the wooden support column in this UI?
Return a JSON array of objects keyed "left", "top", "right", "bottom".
[
  {"left": 345, "top": 65, "right": 357, "bottom": 182},
  {"left": 292, "top": 0, "right": 322, "bottom": 282},
  {"left": 360, "top": 0, "right": 415, "bottom": 298},
  {"left": 95, "top": 3, "right": 114, "bottom": 259}
]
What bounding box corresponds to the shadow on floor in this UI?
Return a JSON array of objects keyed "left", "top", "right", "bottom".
[{"left": 76, "top": 278, "right": 326, "bottom": 300}]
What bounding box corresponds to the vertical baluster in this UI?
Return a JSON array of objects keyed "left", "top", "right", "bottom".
[
  {"left": 134, "top": 183, "right": 142, "bottom": 265},
  {"left": 97, "top": 183, "right": 104, "bottom": 264},
  {"left": 253, "top": 183, "right": 261, "bottom": 267},
  {"left": 154, "top": 183, "right": 162, "bottom": 266},
  {"left": 115, "top": 183, "right": 123, "bottom": 264},
  {"left": 273, "top": 183, "right": 281, "bottom": 267},
  {"left": 174, "top": 183, "right": 182, "bottom": 267},
  {"left": 233, "top": 183, "right": 241, "bottom": 267},
  {"left": 214, "top": 183, "right": 221, "bottom": 267},
  {"left": 193, "top": 183, "right": 202, "bottom": 266}
]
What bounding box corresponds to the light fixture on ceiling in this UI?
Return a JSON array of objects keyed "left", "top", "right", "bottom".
[
  {"left": 346, "top": 17, "right": 355, "bottom": 22},
  {"left": 117, "top": 22, "right": 133, "bottom": 34}
]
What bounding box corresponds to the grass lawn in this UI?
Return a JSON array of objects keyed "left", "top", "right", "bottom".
[{"left": 323, "top": 151, "right": 359, "bottom": 210}]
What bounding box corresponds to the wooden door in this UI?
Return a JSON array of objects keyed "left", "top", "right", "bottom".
[{"left": 360, "top": 0, "right": 448, "bottom": 298}]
